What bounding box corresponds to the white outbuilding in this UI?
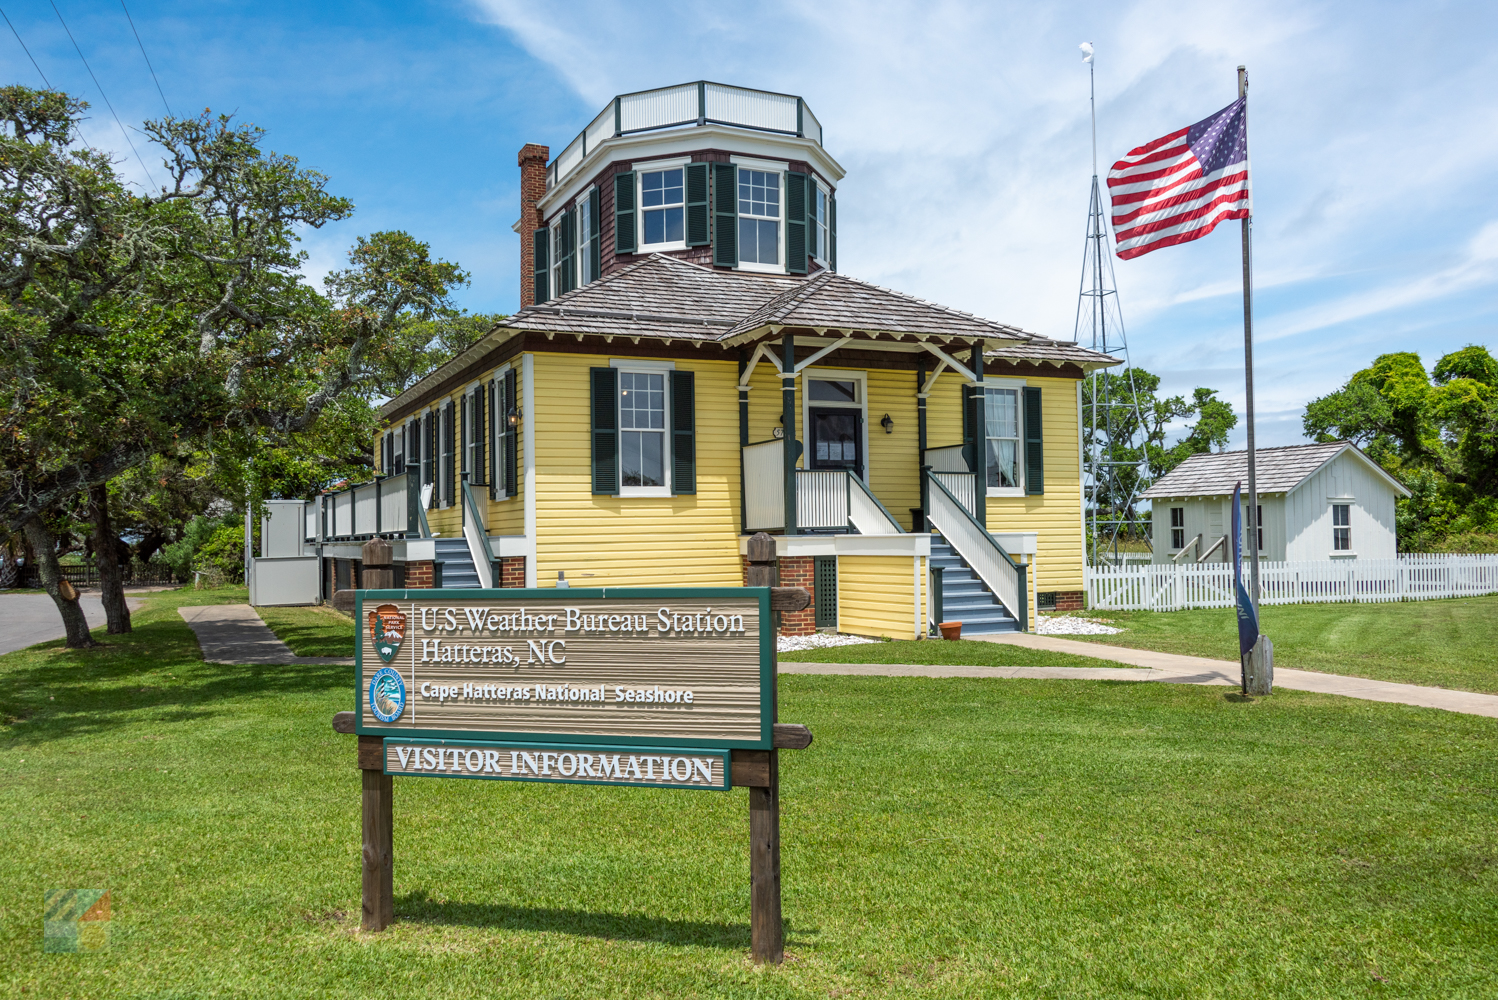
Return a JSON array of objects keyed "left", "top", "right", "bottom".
[{"left": 1140, "top": 441, "right": 1411, "bottom": 563}]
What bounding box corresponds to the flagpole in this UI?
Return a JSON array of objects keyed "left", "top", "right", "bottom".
[
  {"left": 1238, "top": 64, "right": 1272, "bottom": 695},
  {"left": 1238, "top": 65, "right": 1260, "bottom": 611}
]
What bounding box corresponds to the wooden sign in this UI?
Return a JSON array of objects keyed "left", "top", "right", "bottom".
[{"left": 355, "top": 588, "right": 773, "bottom": 751}]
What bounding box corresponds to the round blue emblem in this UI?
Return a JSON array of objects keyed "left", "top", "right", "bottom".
[{"left": 368, "top": 666, "right": 406, "bottom": 723}]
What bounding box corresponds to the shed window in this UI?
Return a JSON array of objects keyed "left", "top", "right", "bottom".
[
  {"left": 641, "top": 168, "right": 684, "bottom": 247},
  {"left": 619, "top": 371, "right": 668, "bottom": 493},
  {"left": 1333, "top": 503, "right": 1351, "bottom": 550},
  {"left": 738, "top": 169, "right": 781, "bottom": 266},
  {"left": 1170, "top": 507, "right": 1184, "bottom": 550}
]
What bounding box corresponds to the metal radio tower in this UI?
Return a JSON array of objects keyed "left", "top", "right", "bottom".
[{"left": 1077, "top": 44, "right": 1151, "bottom": 565}]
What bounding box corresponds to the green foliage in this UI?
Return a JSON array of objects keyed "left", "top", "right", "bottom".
[
  {"left": 158, "top": 512, "right": 244, "bottom": 582},
  {"left": 1304, "top": 345, "right": 1498, "bottom": 549}
]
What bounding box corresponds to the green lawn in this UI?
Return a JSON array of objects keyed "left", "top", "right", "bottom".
[
  {"left": 256, "top": 603, "right": 356, "bottom": 657},
  {"left": 3, "top": 589, "right": 1496, "bottom": 998},
  {"left": 781, "top": 638, "right": 1136, "bottom": 669},
  {"left": 1062, "top": 595, "right": 1498, "bottom": 694}
]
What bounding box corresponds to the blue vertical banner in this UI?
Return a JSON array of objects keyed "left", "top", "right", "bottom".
[{"left": 1233, "top": 481, "right": 1258, "bottom": 657}]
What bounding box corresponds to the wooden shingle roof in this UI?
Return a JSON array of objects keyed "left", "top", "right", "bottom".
[{"left": 1140, "top": 441, "right": 1411, "bottom": 499}]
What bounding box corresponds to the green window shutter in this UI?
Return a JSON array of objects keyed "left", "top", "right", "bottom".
[
  {"left": 442, "top": 401, "right": 455, "bottom": 505},
  {"left": 504, "top": 367, "right": 518, "bottom": 496},
  {"left": 487, "top": 380, "right": 498, "bottom": 500},
  {"left": 712, "top": 162, "right": 738, "bottom": 267},
  {"left": 613, "top": 171, "right": 636, "bottom": 255},
  {"left": 814, "top": 556, "right": 837, "bottom": 628},
  {"left": 532, "top": 228, "right": 549, "bottom": 303},
  {"left": 786, "top": 171, "right": 808, "bottom": 275},
  {"left": 961, "top": 383, "right": 974, "bottom": 471},
  {"left": 472, "top": 388, "right": 485, "bottom": 486},
  {"left": 685, "top": 163, "right": 709, "bottom": 246},
  {"left": 588, "top": 186, "right": 602, "bottom": 280},
  {"left": 590, "top": 367, "right": 618, "bottom": 495},
  {"left": 1024, "top": 386, "right": 1044, "bottom": 495},
  {"left": 670, "top": 369, "right": 696, "bottom": 495},
  {"left": 829, "top": 192, "right": 837, "bottom": 272}
]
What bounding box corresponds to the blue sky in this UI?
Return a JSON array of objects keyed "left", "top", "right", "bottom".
[{"left": 3, "top": 0, "right": 1494, "bottom": 447}]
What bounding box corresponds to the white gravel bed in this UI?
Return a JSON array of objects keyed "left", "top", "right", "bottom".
[
  {"left": 1035, "top": 614, "right": 1125, "bottom": 635},
  {"left": 777, "top": 632, "right": 882, "bottom": 652}
]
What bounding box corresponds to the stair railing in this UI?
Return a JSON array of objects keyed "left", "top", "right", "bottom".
[
  {"left": 460, "top": 473, "right": 496, "bottom": 588},
  {"left": 925, "top": 470, "right": 1027, "bottom": 630},
  {"left": 848, "top": 472, "right": 904, "bottom": 534}
]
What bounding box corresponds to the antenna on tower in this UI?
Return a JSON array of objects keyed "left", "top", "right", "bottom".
[{"left": 1076, "top": 43, "right": 1152, "bottom": 566}]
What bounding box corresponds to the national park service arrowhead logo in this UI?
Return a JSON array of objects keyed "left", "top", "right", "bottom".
[
  {"left": 368, "top": 603, "right": 405, "bottom": 663},
  {"left": 368, "top": 666, "right": 405, "bottom": 723}
]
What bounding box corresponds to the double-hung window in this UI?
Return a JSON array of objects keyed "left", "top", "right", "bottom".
[
  {"left": 392, "top": 426, "right": 404, "bottom": 474},
  {"left": 619, "top": 371, "right": 668, "bottom": 495},
  {"left": 640, "top": 168, "right": 684, "bottom": 247},
  {"left": 738, "top": 169, "right": 781, "bottom": 267},
  {"left": 1170, "top": 508, "right": 1185, "bottom": 550},
  {"left": 812, "top": 185, "right": 829, "bottom": 264},
  {"left": 576, "top": 195, "right": 594, "bottom": 285},
  {"left": 551, "top": 221, "right": 565, "bottom": 299},
  {"left": 1332, "top": 503, "right": 1351, "bottom": 551},
  {"left": 984, "top": 387, "right": 1021, "bottom": 490}
]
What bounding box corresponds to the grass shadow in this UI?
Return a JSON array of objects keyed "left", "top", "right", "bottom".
[
  {"left": 0, "top": 592, "right": 350, "bottom": 744},
  {"left": 394, "top": 888, "right": 749, "bottom": 949}
]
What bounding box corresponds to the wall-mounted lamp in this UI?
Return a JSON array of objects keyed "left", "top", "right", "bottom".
[
  {"left": 507, "top": 408, "right": 521, "bottom": 428},
  {"left": 881, "top": 413, "right": 894, "bottom": 434}
]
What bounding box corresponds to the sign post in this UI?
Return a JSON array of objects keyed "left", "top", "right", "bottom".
[{"left": 333, "top": 541, "right": 810, "bottom": 959}]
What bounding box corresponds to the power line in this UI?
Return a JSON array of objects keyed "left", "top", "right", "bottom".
[
  {"left": 119, "top": 1, "right": 170, "bottom": 117},
  {"left": 1, "top": 6, "right": 53, "bottom": 88},
  {"left": 49, "top": 0, "right": 157, "bottom": 189}
]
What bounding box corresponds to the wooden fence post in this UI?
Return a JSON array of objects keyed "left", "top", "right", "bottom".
[{"left": 745, "top": 532, "right": 784, "bottom": 964}]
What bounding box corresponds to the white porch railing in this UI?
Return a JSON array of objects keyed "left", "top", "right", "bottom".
[
  {"left": 307, "top": 472, "right": 417, "bottom": 542},
  {"left": 925, "top": 471, "right": 1025, "bottom": 623},
  {"left": 925, "top": 444, "right": 969, "bottom": 473},
  {"left": 797, "top": 470, "right": 848, "bottom": 530},
  {"left": 1086, "top": 554, "right": 1498, "bottom": 611},
  {"left": 931, "top": 472, "right": 976, "bottom": 518},
  {"left": 743, "top": 440, "right": 786, "bottom": 531},
  {"left": 848, "top": 474, "right": 904, "bottom": 534},
  {"left": 742, "top": 441, "right": 904, "bottom": 534}
]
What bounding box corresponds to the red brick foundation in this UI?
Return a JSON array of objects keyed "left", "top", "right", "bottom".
[
  {"left": 405, "top": 561, "right": 434, "bottom": 588},
  {"left": 743, "top": 553, "right": 815, "bottom": 635},
  {"left": 1054, "top": 590, "right": 1084, "bottom": 611},
  {"left": 499, "top": 556, "right": 526, "bottom": 588}
]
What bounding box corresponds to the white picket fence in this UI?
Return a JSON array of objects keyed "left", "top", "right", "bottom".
[{"left": 1086, "top": 554, "right": 1498, "bottom": 611}]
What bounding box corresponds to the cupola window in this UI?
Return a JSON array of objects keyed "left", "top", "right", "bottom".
[
  {"left": 641, "top": 168, "right": 685, "bottom": 246},
  {"left": 738, "top": 169, "right": 781, "bottom": 266}
]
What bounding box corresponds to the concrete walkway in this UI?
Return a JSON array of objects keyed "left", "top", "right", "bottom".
[
  {"left": 178, "top": 604, "right": 354, "bottom": 666},
  {"left": 0, "top": 590, "right": 151, "bottom": 656},
  {"left": 782, "top": 632, "right": 1498, "bottom": 720}
]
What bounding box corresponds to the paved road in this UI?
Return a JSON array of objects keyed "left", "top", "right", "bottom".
[
  {"left": 0, "top": 591, "right": 149, "bottom": 656},
  {"left": 779, "top": 631, "right": 1498, "bottom": 719}
]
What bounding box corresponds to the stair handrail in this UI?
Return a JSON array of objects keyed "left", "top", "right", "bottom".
[
  {"left": 848, "top": 472, "right": 905, "bottom": 534},
  {"left": 925, "top": 470, "right": 1028, "bottom": 630},
  {"left": 460, "top": 474, "right": 496, "bottom": 588}
]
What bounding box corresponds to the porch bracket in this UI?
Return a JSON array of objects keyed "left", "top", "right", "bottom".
[
  {"left": 739, "top": 340, "right": 785, "bottom": 388},
  {"left": 792, "top": 336, "right": 854, "bottom": 374},
  {"left": 916, "top": 342, "right": 979, "bottom": 384}
]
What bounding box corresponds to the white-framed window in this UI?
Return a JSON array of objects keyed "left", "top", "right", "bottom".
[
  {"left": 640, "top": 167, "right": 685, "bottom": 249},
  {"left": 393, "top": 425, "right": 404, "bottom": 474},
  {"left": 618, "top": 369, "right": 670, "bottom": 496},
  {"left": 738, "top": 168, "right": 781, "bottom": 269},
  {"left": 1333, "top": 503, "right": 1351, "bottom": 551},
  {"left": 984, "top": 386, "right": 1022, "bottom": 492},
  {"left": 1170, "top": 507, "right": 1185, "bottom": 550},
  {"left": 812, "top": 183, "right": 829, "bottom": 264},
  {"left": 551, "top": 219, "right": 565, "bottom": 299},
  {"left": 576, "top": 192, "right": 595, "bottom": 285}
]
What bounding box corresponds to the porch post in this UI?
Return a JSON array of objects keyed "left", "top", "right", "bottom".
[
  {"left": 970, "top": 341, "right": 986, "bottom": 527},
  {"left": 783, "top": 332, "right": 797, "bottom": 536},
  {"left": 917, "top": 358, "right": 929, "bottom": 527}
]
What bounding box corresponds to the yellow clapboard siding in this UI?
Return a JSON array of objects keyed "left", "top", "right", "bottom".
[
  {"left": 532, "top": 351, "right": 745, "bottom": 588},
  {"left": 865, "top": 368, "right": 921, "bottom": 530},
  {"left": 837, "top": 554, "right": 923, "bottom": 639}
]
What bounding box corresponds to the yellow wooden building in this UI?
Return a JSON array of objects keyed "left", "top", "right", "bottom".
[{"left": 306, "top": 82, "right": 1118, "bottom": 638}]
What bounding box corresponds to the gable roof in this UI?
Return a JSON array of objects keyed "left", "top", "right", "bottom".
[
  {"left": 380, "top": 254, "right": 1120, "bottom": 418},
  {"left": 1139, "top": 441, "right": 1411, "bottom": 500}
]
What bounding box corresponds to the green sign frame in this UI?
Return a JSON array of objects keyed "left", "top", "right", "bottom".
[{"left": 354, "top": 587, "right": 774, "bottom": 750}]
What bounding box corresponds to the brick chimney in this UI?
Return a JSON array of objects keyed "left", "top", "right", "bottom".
[{"left": 517, "top": 143, "right": 550, "bottom": 307}]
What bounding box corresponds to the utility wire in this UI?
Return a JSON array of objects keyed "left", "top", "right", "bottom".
[
  {"left": 49, "top": 1, "right": 157, "bottom": 188},
  {"left": 119, "top": 1, "right": 170, "bottom": 117},
  {"left": 1, "top": 6, "right": 53, "bottom": 88}
]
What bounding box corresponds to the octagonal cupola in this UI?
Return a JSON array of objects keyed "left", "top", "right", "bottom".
[{"left": 518, "top": 81, "right": 845, "bottom": 305}]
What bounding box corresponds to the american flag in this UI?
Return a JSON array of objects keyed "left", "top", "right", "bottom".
[{"left": 1108, "top": 97, "right": 1250, "bottom": 260}]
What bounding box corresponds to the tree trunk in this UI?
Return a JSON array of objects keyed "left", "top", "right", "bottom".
[
  {"left": 89, "top": 483, "right": 131, "bottom": 634},
  {"left": 21, "top": 516, "right": 97, "bottom": 648}
]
